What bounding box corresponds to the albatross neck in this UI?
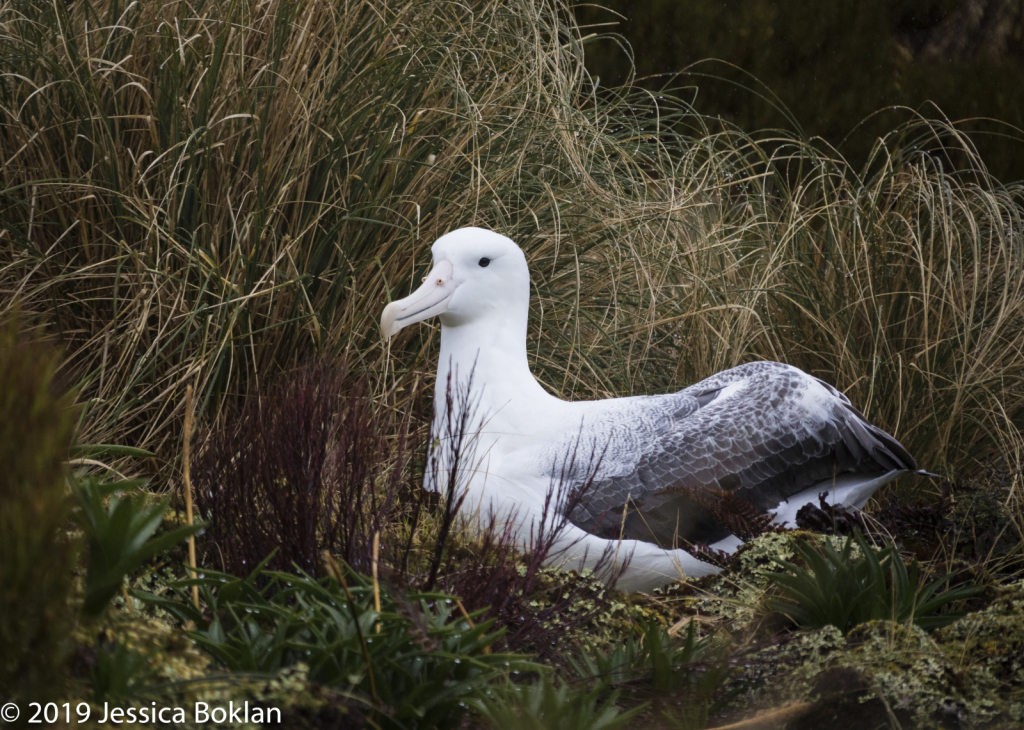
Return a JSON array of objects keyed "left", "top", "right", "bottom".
[{"left": 436, "top": 314, "right": 554, "bottom": 420}]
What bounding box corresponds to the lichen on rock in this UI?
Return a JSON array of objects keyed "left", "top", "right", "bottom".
[
  {"left": 655, "top": 531, "right": 804, "bottom": 629},
  {"left": 724, "top": 613, "right": 1022, "bottom": 728},
  {"left": 935, "top": 579, "right": 1024, "bottom": 723}
]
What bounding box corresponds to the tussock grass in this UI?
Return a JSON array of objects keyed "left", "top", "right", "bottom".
[{"left": 1, "top": 0, "right": 1023, "bottom": 526}]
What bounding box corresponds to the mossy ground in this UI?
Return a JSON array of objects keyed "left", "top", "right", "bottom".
[
  {"left": 66, "top": 586, "right": 370, "bottom": 729},
  {"left": 644, "top": 532, "right": 1024, "bottom": 729},
  {"left": 23, "top": 510, "right": 1023, "bottom": 730}
]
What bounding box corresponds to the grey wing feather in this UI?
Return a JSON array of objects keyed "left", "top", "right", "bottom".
[{"left": 559, "top": 361, "right": 916, "bottom": 546}]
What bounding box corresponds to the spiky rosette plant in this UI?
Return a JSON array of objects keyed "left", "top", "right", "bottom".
[{"left": 765, "top": 531, "right": 981, "bottom": 633}]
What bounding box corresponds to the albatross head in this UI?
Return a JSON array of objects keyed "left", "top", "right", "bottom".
[{"left": 381, "top": 227, "right": 529, "bottom": 339}]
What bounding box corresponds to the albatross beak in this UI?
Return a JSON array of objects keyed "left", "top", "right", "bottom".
[{"left": 381, "top": 259, "right": 456, "bottom": 339}]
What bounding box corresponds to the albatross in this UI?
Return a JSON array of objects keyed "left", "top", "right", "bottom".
[{"left": 381, "top": 227, "right": 924, "bottom": 592}]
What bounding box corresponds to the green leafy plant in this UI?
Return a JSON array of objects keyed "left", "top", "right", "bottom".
[
  {"left": 571, "top": 619, "right": 727, "bottom": 691},
  {"left": 473, "top": 675, "right": 645, "bottom": 730},
  {"left": 72, "top": 475, "right": 202, "bottom": 619},
  {"left": 136, "top": 557, "right": 536, "bottom": 730},
  {"left": 766, "top": 531, "right": 982, "bottom": 633},
  {"left": 570, "top": 619, "right": 734, "bottom": 728},
  {"left": 90, "top": 639, "right": 156, "bottom": 704}
]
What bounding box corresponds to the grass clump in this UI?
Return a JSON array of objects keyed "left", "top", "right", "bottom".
[
  {"left": 0, "top": 313, "right": 78, "bottom": 703},
  {"left": 1, "top": 0, "right": 1024, "bottom": 725},
  {"left": 765, "top": 531, "right": 981, "bottom": 634},
  {"left": 473, "top": 676, "right": 645, "bottom": 730}
]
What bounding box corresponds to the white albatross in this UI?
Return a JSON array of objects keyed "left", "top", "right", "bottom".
[{"left": 381, "top": 227, "right": 925, "bottom": 592}]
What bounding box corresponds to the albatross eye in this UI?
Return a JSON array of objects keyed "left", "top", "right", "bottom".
[{"left": 478, "top": 257, "right": 491, "bottom": 267}]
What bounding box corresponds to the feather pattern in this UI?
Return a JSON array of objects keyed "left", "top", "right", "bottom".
[{"left": 534, "top": 361, "right": 917, "bottom": 546}]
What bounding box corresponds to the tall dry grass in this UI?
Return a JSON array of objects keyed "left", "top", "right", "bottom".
[{"left": 1, "top": 0, "right": 1022, "bottom": 524}]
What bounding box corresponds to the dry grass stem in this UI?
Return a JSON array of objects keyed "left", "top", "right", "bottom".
[{"left": 183, "top": 383, "right": 199, "bottom": 609}]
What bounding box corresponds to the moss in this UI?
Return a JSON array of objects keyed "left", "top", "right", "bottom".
[
  {"left": 936, "top": 579, "right": 1024, "bottom": 720},
  {"left": 69, "top": 609, "right": 212, "bottom": 695},
  {"left": 251, "top": 663, "right": 371, "bottom": 729},
  {"left": 64, "top": 601, "right": 367, "bottom": 729},
  {"left": 732, "top": 625, "right": 847, "bottom": 710},
  {"left": 723, "top": 615, "right": 1024, "bottom": 728},
  {"left": 654, "top": 532, "right": 804, "bottom": 629},
  {"left": 525, "top": 568, "right": 679, "bottom": 656},
  {"left": 846, "top": 621, "right": 995, "bottom": 727},
  {"left": 689, "top": 539, "right": 1024, "bottom": 727}
]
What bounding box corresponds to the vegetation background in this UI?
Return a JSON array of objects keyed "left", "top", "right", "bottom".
[
  {"left": 2, "top": 0, "right": 1022, "bottom": 486},
  {"left": 577, "top": 0, "right": 1024, "bottom": 183}
]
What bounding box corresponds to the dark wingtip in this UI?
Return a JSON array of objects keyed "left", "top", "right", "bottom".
[
  {"left": 859, "top": 422, "right": 917, "bottom": 472},
  {"left": 836, "top": 402, "right": 914, "bottom": 471}
]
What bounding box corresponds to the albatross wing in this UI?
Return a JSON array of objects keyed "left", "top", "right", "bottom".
[{"left": 550, "top": 361, "right": 916, "bottom": 546}]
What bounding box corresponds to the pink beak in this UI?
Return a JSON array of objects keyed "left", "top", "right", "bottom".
[{"left": 380, "top": 259, "right": 456, "bottom": 339}]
